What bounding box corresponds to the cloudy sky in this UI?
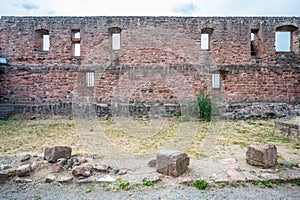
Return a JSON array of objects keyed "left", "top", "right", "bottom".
[{"left": 0, "top": 0, "right": 299, "bottom": 16}]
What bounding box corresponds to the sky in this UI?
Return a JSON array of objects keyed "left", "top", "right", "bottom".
[{"left": 0, "top": 0, "right": 299, "bottom": 17}]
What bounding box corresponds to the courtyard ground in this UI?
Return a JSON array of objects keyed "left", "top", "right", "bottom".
[{"left": 0, "top": 116, "right": 299, "bottom": 199}]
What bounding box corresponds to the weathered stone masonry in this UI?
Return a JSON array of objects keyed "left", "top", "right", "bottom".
[{"left": 0, "top": 16, "right": 299, "bottom": 118}]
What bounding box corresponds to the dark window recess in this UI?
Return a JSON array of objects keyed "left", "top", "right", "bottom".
[{"left": 251, "top": 29, "right": 259, "bottom": 56}]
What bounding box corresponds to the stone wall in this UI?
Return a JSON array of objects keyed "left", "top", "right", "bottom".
[{"left": 0, "top": 16, "right": 299, "bottom": 118}]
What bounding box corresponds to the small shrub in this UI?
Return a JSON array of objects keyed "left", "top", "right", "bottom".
[
  {"left": 193, "top": 179, "right": 209, "bottom": 190},
  {"left": 195, "top": 90, "right": 212, "bottom": 121}
]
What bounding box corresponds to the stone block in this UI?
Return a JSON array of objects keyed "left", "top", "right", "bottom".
[
  {"left": 246, "top": 143, "right": 277, "bottom": 168},
  {"left": 44, "top": 146, "right": 72, "bottom": 163},
  {"left": 72, "top": 164, "right": 93, "bottom": 177},
  {"left": 16, "top": 164, "right": 31, "bottom": 177},
  {"left": 0, "top": 171, "right": 9, "bottom": 184},
  {"left": 156, "top": 149, "right": 190, "bottom": 177}
]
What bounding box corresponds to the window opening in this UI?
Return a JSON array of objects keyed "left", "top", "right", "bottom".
[
  {"left": 72, "top": 43, "right": 80, "bottom": 57},
  {"left": 212, "top": 74, "right": 220, "bottom": 89},
  {"left": 35, "top": 29, "right": 50, "bottom": 51},
  {"left": 275, "top": 25, "right": 298, "bottom": 52},
  {"left": 112, "top": 33, "right": 120, "bottom": 50},
  {"left": 86, "top": 72, "right": 94, "bottom": 87},
  {"left": 43, "top": 34, "right": 49, "bottom": 51},
  {"left": 275, "top": 32, "right": 291, "bottom": 52},
  {"left": 71, "top": 29, "right": 80, "bottom": 56},
  {"left": 109, "top": 27, "right": 122, "bottom": 51},
  {"left": 251, "top": 29, "right": 259, "bottom": 56},
  {"left": 201, "top": 33, "right": 209, "bottom": 50}
]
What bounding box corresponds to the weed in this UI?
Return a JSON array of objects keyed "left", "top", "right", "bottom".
[
  {"left": 295, "top": 179, "right": 300, "bottom": 186},
  {"left": 275, "top": 182, "right": 282, "bottom": 186},
  {"left": 193, "top": 179, "right": 209, "bottom": 190},
  {"left": 85, "top": 188, "right": 92, "bottom": 194},
  {"left": 134, "top": 183, "right": 141, "bottom": 187},
  {"left": 195, "top": 90, "right": 212, "bottom": 121},
  {"left": 142, "top": 178, "right": 156, "bottom": 187},
  {"left": 294, "top": 144, "right": 300, "bottom": 149},
  {"left": 117, "top": 182, "right": 131, "bottom": 190},
  {"left": 102, "top": 183, "right": 111, "bottom": 191},
  {"left": 261, "top": 180, "right": 273, "bottom": 188},
  {"left": 219, "top": 183, "right": 226, "bottom": 188},
  {"left": 252, "top": 180, "right": 273, "bottom": 188},
  {"left": 252, "top": 180, "right": 259, "bottom": 185},
  {"left": 280, "top": 137, "right": 291, "bottom": 143}
]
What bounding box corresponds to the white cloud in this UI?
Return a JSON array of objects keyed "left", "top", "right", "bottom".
[{"left": 0, "top": 0, "right": 299, "bottom": 16}]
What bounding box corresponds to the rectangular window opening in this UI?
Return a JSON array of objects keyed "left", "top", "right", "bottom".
[
  {"left": 43, "top": 34, "right": 49, "bottom": 51},
  {"left": 251, "top": 29, "right": 259, "bottom": 56},
  {"left": 86, "top": 72, "right": 94, "bottom": 87},
  {"left": 72, "top": 29, "right": 80, "bottom": 39},
  {"left": 201, "top": 33, "right": 209, "bottom": 50},
  {"left": 275, "top": 31, "right": 291, "bottom": 52},
  {"left": 212, "top": 74, "right": 220, "bottom": 89},
  {"left": 112, "top": 33, "right": 120, "bottom": 50},
  {"left": 72, "top": 43, "right": 80, "bottom": 56}
]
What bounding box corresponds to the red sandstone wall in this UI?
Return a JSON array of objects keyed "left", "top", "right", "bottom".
[
  {"left": 0, "top": 68, "right": 77, "bottom": 104},
  {"left": 0, "top": 16, "right": 299, "bottom": 106}
]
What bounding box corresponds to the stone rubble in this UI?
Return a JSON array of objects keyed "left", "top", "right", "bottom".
[
  {"left": 16, "top": 164, "right": 31, "bottom": 177},
  {"left": 0, "top": 146, "right": 299, "bottom": 188},
  {"left": 44, "top": 146, "right": 72, "bottom": 163}
]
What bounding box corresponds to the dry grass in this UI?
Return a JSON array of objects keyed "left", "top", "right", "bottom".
[
  {"left": 0, "top": 117, "right": 298, "bottom": 160},
  {"left": 0, "top": 118, "right": 87, "bottom": 156}
]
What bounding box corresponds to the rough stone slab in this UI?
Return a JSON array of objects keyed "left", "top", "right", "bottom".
[
  {"left": 57, "top": 176, "right": 73, "bottom": 183},
  {"left": 246, "top": 143, "right": 277, "bottom": 168},
  {"left": 14, "top": 177, "right": 32, "bottom": 183},
  {"left": 16, "top": 164, "right": 31, "bottom": 177},
  {"left": 156, "top": 149, "right": 190, "bottom": 177},
  {"left": 0, "top": 171, "right": 9, "bottom": 184},
  {"left": 44, "top": 146, "right": 72, "bottom": 163}
]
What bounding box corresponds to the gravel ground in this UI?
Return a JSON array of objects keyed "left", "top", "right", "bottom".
[{"left": 0, "top": 182, "right": 299, "bottom": 200}]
